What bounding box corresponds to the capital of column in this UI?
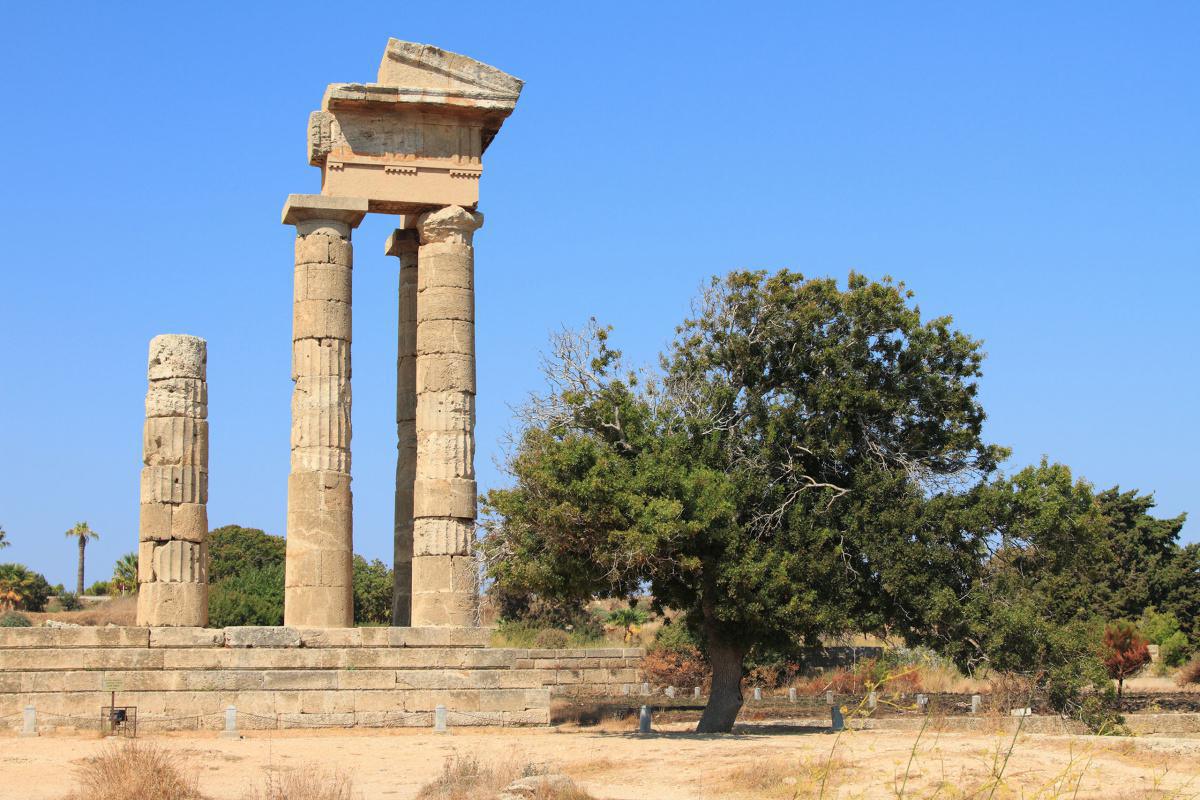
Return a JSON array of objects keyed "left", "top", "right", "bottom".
[
  {"left": 416, "top": 205, "right": 484, "bottom": 246},
  {"left": 282, "top": 194, "right": 369, "bottom": 237},
  {"left": 384, "top": 228, "right": 420, "bottom": 257}
]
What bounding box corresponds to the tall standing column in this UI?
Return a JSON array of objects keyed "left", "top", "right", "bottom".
[
  {"left": 386, "top": 228, "right": 419, "bottom": 626},
  {"left": 137, "top": 334, "right": 209, "bottom": 627},
  {"left": 412, "top": 205, "right": 482, "bottom": 627},
  {"left": 282, "top": 195, "right": 367, "bottom": 628}
]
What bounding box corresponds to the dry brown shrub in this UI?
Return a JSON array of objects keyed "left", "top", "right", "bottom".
[
  {"left": 717, "top": 754, "right": 851, "bottom": 799},
  {"left": 1177, "top": 655, "right": 1200, "bottom": 686},
  {"left": 243, "top": 770, "right": 353, "bottom": 800},
  {"left": 640, "top": 645, "right": 709, "bottom": 689},
  {"left": 988, "top": 671, "right": 1038, "bottom": 712},
  {"left": 61, "top": 741, "right": 204, "bottom": 800},
  {"left": 414, "top": 755, "right": 594, "bottom": 800}
]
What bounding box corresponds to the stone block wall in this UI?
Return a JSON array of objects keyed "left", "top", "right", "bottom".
[{"left": 0, "top": 627, "right": 644, "bottom": 732}]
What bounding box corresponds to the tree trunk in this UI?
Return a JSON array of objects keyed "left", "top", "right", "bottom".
[
  {"left": 76, "top": 538, "right": 86, "bottom": 596},
  {"left": 696, "top": 640, "right": 747, "bottom": 733},
  {"left": 1117, "top": 677, "right": 1124, "bottom": 702}
]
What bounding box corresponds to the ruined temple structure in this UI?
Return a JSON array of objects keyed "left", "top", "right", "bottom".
[
  {"left": 282, "top": 40, "right": 523, "bottom": 628},
  {"left": 136, "top": 335, "right": 209, "bottom": 626}
]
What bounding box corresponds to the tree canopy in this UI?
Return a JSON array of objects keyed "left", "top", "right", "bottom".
[{"left": 483, "top": 270, "right": 1002, "bottom": 731}]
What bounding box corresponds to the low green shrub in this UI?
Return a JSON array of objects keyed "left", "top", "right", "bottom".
[
  {"left": 0, "top": 611, "right": 32, "bottom": 627},
  {"left": 57, "top": 591, "right": 82, "bottom": 611}
]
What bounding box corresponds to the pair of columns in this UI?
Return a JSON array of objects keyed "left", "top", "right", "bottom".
[{"left": 283, "top": 199, "right": 482, "bottom": 628}]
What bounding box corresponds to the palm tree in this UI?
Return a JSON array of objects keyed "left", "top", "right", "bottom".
[
  {"left": 112, "top": 552, "right": 139, "bottom": 595},
  {"left": 65, "top": 522, "right": 99, "bottom": 596},
  {"left": 0, "top": 525, "right": 9, "bottom": 549},
  {"left": 606, "top": 604, "right": 650, "bottom": 643}
]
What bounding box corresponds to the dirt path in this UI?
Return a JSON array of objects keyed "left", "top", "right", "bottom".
[{"left": 3, "top": 722, "right": 1199, "bottom": 799}]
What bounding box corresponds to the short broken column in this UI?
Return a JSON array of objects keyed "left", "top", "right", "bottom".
[
  {"left": 282, "top": 194, "right": 367, "bottom": 628},
  {"left": 136, "top": 334, "right": 209, "bottom": 626},
  {"left": 411, "top": 205, "right": 483, "bottom": 626},
  {"left": 386, "top": 229, "right": 419, "bottom": 627}
]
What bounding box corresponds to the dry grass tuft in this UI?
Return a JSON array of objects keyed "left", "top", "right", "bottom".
[
  {"left": 717, "top": 754, "right": 852, "bottom": 799},
  {"left": 243, "top": 769, "right": 354, "bottom": 800},
  {"left": 61, "top": 741, "right": 204, "bottom": 800},
  {"left": 30, "top": 595, "right": 137, "bottom": 627},
  {"left": 414, "top": 754, "right": 594, "bottom": 800}
]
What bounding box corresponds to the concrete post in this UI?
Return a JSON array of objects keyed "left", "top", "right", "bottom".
[
  {"left": 971, "top": 694, "right": 982, "bottom": 714},
  {"left": 281, "top": 195, "right": 367, "bottom": 628},
  {"left": 434, "top": 704, "right": 448, "bottom": 732},
  {"left": 694, "top": 686, "right": 701, "bottom": 699},
  {"left": 917, "top": 694, "right": 929, "bottom": 712},
  {"left": 220, "top": 706, "right": 238, "bottom": 739},
  {"left": 825, "top": 690, "right": 835, "bottom": 706},
  {"left": 136, "top": 334, "right": 209, "bottom": 626},
  {"left": 638, "top": 705, "right": 652, "bottom": 734},
  {"left": 640, "top": 682, "right": 650, "bottom": 696},
  {"left": 386, "top": 229, "right": 420, "bottom": 627},
  {"left": 411, "top": 206, "right": 483, "bottom": 626},
  {"left": 752, "top": 687, "right": 762, "bottom": 701},
  {"left": 665, "top": 686, "right": 675, "bottom": 699},
  {"left": 831, "top": 705, "right": 845, "bottom": 732},
  {"left": 788, "top": 687, "right": 797, "bottom": 703},
  {"left": 20, "top": 705, "right": 35, "bottom": 737},
  {"left": 868, "top": 691, "right": 878, "bottom": 710}
]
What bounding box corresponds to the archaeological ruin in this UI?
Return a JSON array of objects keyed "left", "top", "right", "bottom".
[{"left": 0, "top": 40, "right": 644, "bottom": 733}]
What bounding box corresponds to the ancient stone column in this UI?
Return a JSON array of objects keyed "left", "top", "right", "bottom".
[
  {"left": 137, "top": 334, "right": 209, "bottom": 627},
  {"left": 386, "top": 228, "right": 419, "bottom": 626},
  {"left": 282, "top": 195, "right": 367, "bottom": 628},
  {"left": 412, "top": 205, "right": 482, "bottom": 626}
]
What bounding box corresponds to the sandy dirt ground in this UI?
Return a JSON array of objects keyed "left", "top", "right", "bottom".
[{"left": 3, "top": 720, "right": 1200, "bottom": 799}]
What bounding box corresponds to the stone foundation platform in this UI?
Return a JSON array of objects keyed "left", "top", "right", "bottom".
[{"left": 0, "top": 627, "right": 643, "bottom": 732}]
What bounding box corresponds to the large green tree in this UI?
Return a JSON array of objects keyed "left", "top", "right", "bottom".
[{"left": 483, "top": 271, "right": 1001, "bottom": 731}]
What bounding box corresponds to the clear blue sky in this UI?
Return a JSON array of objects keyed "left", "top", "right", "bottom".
[{"left": 1, "top": 3, "right": 1196, "bottom": 588}]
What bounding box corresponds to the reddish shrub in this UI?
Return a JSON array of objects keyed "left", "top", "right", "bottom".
[
  {"left": 1177, "top": 655, "right": 1200, "bottom": 686},
  {"left": 1103, "top": 621, "right": 1151, "bottom": 698},
  {"left": 641, "top": 645, "right": 710, "bottom": 690}
]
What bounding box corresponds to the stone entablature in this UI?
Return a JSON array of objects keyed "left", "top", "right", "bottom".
[{"left": 0, "top": 627, "right": 642, "bottom": 732}]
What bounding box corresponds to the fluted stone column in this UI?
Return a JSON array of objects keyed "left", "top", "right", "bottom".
[
  {"left": 282, "top": 195, "right": 367, "bottom": 628},
  {"left": 412, "top": 205, "right": 482, "bottom": 626},
  {"left": 137, "top": 334, "right": 209, "bottom": 627},
  {"left": 386, "top": 228, "right": 419, "bottom": 626}
]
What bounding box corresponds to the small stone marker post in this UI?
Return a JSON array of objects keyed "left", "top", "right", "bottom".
[
  {"left": 753, "top": 687, "right": 762, "bottom": 701},
  {"left": 788, "top": 687, "right": 797, "bottom": 703},
  {"left": 694, "top": 686, "right": 701, "bottom": 698},
  {"left": 638, "top": 705, "right": 652, "bottom": 734},
  {"left": 825, "top": 690, "right": 835, "bottom": 706},
  {"left": 641, "top": 682, "right": 650, "bottom": 696},
  {"left": 220, "top": 706, "right": 238, "bottom": 739},
  {"left": 917, "top": 694, "right": 928, "bottom": 713},
  {"left": 971, "top": 694, "right": 982, "bottom": 714},
  {"left": 434, "top": 705, "right": 447, "bottom": 732},
  {"left": 665, "top": 686, "right": 675, "bottom": 699},
  {"left": 20, "top": 705, "right": 35, "bottom": 737},
  {"left": 868, "top": 691, "right": 878, "bottom": 710}
]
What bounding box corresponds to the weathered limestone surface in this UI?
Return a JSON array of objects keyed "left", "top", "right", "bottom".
[
  {"left": 0, "top": 627, "right": 642, "bottom": 731},
  {"left": 282, "top": 195, "right": 367, "bottom": 628},
  {"left": 137, "top": 335, "right": 209, "bottom": 627},
  {"left": 309, "top": 40, "right": 523, "bottom": 214},
  {"left": 412, "top": 206, "right": 483, "bottom": 627},
  {"left": 387, "top": 229, "right": 420, "bottom": 626}
]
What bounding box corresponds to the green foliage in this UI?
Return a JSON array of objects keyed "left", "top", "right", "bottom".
[
  {"left": 492, "top": 619, "right": 608, "bottom": 649},
  {"left": 1160, "top": 631, "right": 1191, "bottom": 670},
  {"left": 208, "top": 563, "right": 284, "bottom": 627},
  {"left": 651, "top": 620, "right": 699, "bottom": 654},
  {"left": 112, "top": 552, "right": 138, "bottom": 594},
  {"left": 0, "top": 611, "right": 32, "bottom": 627},
  {"left": 57, "top": 591, "right": 81, "bottom": 611},
  {"left": 208, "top": 525, "right": 286, "bottom": 582},
  {"left": 483, "top": 271, "right": 1001, "bottom": 730},
  {"left": 0, "top": 525, "right": 8, "bottom": 549},
  {"left": 1140, "top": 606, "right": 1192, "bottom": 671},
  {"left": 0, "top": 563, "right": 52, "bottom": 612},
  {"left": 86, "top": 580, "right": 110, "bottom": 596},
  {"left": 353, "top": 556, "right": 393, "bottom": 625}
]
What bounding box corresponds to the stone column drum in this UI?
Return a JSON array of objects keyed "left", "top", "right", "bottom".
[
  {"left": 412, "top": 205, "right": 483, "bottom": 626},
  {"left": 386, "top": 229, "right": 419, "bottom": 626},
  {"left": 137, "top": 334, "right": 209, "bottom": 626},
  {"left": 282, "top": 195, "right": 367, "bottom": 627}
]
